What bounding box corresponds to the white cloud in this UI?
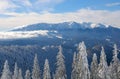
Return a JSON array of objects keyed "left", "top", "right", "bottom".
[
  {"left": 0, "top": 30, "right": 48, "bottom": 39},
  {"left": 0, "top": 0, "right": 17, "bottom": 13},
  {"left": 106, "top": 2, "right": 120, "bottom": 7},
  {"left": 0, "top": 9, "right": 120, "bottom": 31},
  {"left": 18, "top": 0, "right": 32, "bottom": 7},
  {"left": 32, "top": 0, "right": 64, "bottom": 12},
  {"left": 0, "top": 0, "right": 64, "bottom": 13},
  {"left": 36, "top": 0, "right": 63, "bottom": 4}
]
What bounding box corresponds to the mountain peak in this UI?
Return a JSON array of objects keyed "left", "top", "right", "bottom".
[{"left": 11, "top": 22, "right": 112, "bottom": 31}]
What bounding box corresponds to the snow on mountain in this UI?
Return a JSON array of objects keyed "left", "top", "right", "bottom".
[
  {"left": 12, "top": 22, "right": 110, "bottom": 31},
  {"left": 65, "top": 22, "right": 108, "bottom": 29},
  {"left": 90, "top": 23, "right": 97, "bottom": 28},
  {"left": 56, "top": 35, "right": 63, "bottom": 39},
  {"left": 13, "top": 25, "right": 28, "bottom": 30},
  {"left": 0, "top": 22, "right": 116, "bottom": 39},
  {"left": 0, "top": 30, "right": 48, "bottom": 39}
]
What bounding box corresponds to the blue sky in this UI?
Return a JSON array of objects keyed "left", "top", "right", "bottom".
[
  {"left": 54, "top": 0, "right": 120, "bottom": 12},
  {"left": 0, "top": 0, "right": 120, "bottom": 31},
  {"left": 2, "top": 0, "right": 119, "bottom": 13}
]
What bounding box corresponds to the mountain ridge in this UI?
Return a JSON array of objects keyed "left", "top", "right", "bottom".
[
  {"left": 0, "top": 21, "right": 119, "bottom": 40},
  {"left": 11, "top": 21, "right": 113, "bottom": 31}
]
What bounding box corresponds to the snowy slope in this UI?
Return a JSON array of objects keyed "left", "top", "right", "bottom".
[{"left": 12, "top": 22, "right": 109, "bottom": 31}]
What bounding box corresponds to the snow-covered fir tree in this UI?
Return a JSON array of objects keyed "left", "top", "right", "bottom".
[
  {"left": 75, "top": 51, "right": 84, "bottom": 79},
  {"left": 55, "top": 46, "right": 67, "bottom": 79},
  {"left": 18, "top": 69, "right": 23, "bottom": 79},
  {"left": 43, "top": 59, "right": 51, "bottom": 79},
  {"left": 109, "top": 44, "right": 120, "bottom": 79},
  {"left": 72, "top": 52, "right": 77, "bottom": 69},
  {"left": 0, "top": 43, "right": 120, "bottom": 79},
  {"left": 76, "top": 41, "right": 90, "bottom": 79},
  {"left": 32, "top": 54, "right": 41, "bottom": 79},
  {"left": 13, "top": 63, "right": 19, "bottom": 79},
  {"left": 90, "top": 53, "right": 98, "bottom": 79},
  {"left": 1, "top": 60, "right": 12, "bottom": 79},
  {"left": 71, "top": 52, "right": 77, "bottom": 79},
  {"left": 52, "top": 73, "right": 55, "bottom": 79},
  {"left": 97, "top": 47, "right": 110, "bottom": 79},
  {"left": 25, "top": 69, "right": 31, "bottom": 79}
]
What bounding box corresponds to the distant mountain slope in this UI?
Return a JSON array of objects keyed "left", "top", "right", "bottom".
[
  {"left": 12, "top": 22, "right": 109, "bottom": 31},
  {"left": 0, "top": 22, "right": 119, "bottom": 46}
]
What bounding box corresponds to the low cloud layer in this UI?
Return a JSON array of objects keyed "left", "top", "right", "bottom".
[
  {"left": 0, "top": 9, "right": 120, "bottom": 31},
  {"left": 0, "top": 30, "right": 48, "bottom": 39}
]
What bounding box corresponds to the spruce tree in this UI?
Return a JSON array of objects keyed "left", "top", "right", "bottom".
[
  {"left": 76, "top": 42, "right": 90, "bottom": 79},
  {"left": 18, "top": 69, "right": 23, "bottom": 79},
  {"left": 90, "top": 53, "right": 98, "bottom": 79},
  {"left": 72, "top": 52, "right": 77, "bottom": 70},
  {"left": 97, "top": 47, "right": 110, "bottom": 79},
  {"left": 1, "top": 60, "right": 12, "bottom": 79},
  {"left": 43, "top": 59, "right": 51, "bottom": 79},
  {"left": 13, "top": 63, "right": 19, "bottom": 79},
  {"left": 32, "top": 54, "right": 41, "bottom": 79},
  {"left": 110, "top": 44, "right": 120, "bottom": 79},
  {"left": 71, "top": 42, "right": 90, "bottom": 79},
  {"left": 55, "top": 46, "right": 67, "bottom": 79},
  {"left": 25, "top": 69, "right": 31, "bottom": 79},
  {"left": 71, "top": 52, "right": 77, "bottom": 79}
]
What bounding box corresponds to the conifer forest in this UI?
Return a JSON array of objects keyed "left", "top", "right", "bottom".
[{"left": 0, "top": 42, "right": 120, "bottom": 79}]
